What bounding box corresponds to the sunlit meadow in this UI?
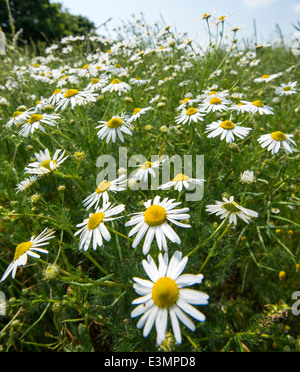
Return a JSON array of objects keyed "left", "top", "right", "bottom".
[{"left": 0, "top": 12, "right": 299, "bottom": 352}]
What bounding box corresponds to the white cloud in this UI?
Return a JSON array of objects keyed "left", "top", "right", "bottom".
[
  {"left": 293, "top": 3, "right": 300, "bottom": 11},
  {"left": 243, "top": 0, "right": 278, "bottom": 7}
]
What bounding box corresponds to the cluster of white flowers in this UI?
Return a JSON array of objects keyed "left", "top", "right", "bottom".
[{"left": 1, "top": 9, "right": 297, "bottom": 351}]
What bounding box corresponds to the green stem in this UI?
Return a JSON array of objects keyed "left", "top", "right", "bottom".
[
  {"left": 84, "top": 251, "right": 110, "bottom": 276},
  {"left": 187, "top": 216, "right": 229, "bottom": 257},
  {"left": 20, "top": 302, "right": 51, "bottom": 341},
  {"left": 198, "top": 223, "right": 231, "bottom": 273}
]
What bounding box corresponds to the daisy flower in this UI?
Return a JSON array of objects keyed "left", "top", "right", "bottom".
[
  {"left": 125, "top": 196, "right": 191, "bottom": 255},
  {"left": 56, "top": 74, "right": 79, "bottom": 88},
  {"left": 256, "top": 42, "right": 271, "bottom": 49},
  {"left": 108, "top": 63, "right": 128, "bottom": 76},
  {"left": 254, "top": 73, "right": 282, "bottom": 83},
  {"left": 195, "top": 10, "right": 216, "bottom": 21},
  {"left": 200, "top": 97, "right": 231, "bottom": 113},
  {"left": 230, "top": 102, "right": 250, "bottom": 114},
  {"left": 15, "top": 175, "right": 39, "bottom": 193},
  {"left": 271, "top": 208, "right": 280, "bottom": 214},
  {"left": 211, "top": 12, "right": 233, "bottom": 26},
  {"left": 129, "top": 77, "right": 150, "bottom": 86},
  {"left": 74, "top": 202, "right": 125, "bottom": 251},
  {"left": 159, "top": 173, "right": 205, "bottom": 192},
  {"left": 25, "top": 148, "right": 68, "bottom": 176},
  {"left": 205, "top": 119, "right": 252, "bottom": 144},
  {"left": 6, "top": 109, "right": 33, "bottom": 129},
  {"left": 55, "top": 89, "right": 97, "bottom": 111},
  {"left": 102, "top": 78, "right": 131, "bottom": 96},
  {"left": 18, "top": 112, "right": 60, "bottom": 137},
  {"left": 240, "top": 100, "right": 274, "bottom": 115},
  {"left": 47, "top": 88, "right": 66, "bottom": 105},
  {"left": 204, "top": 89, "right": 230, "bottom": 101},
  {"left": 175, "top": 107, "right": 205, "bottom": 125},
  {"left": 96, "top": 114, "right": 132, "bottom": 143},
  {"left": 257, "top": 131, "right": 297, "bottom": 155},
  {"left": 128, "top": 107, "right": 152, "bottom": 123},
  {"left": 82, "top": 175, "right": 127, "bottom": 210},
  {"left": 76, "top": 63, "right": 99, "bottom": 78},
  {"left": 133, "top": 159, "right": 164, "bottom": 182},
  {"left": 131, "top": 251, "right": 209, "bottom": 346},
  {"left": 239, "top": 171, "right": 256, "bottom": 185},
  {"left": 206, "top": 195, "right": 259, "bottom": 226},
  {"left": 84, "top": 78, "right": 108, "bottom": 92},
  {"left": 0, "top": 228, "right": 56, "bottom": 282},
  {"left": 275, "top": 81, "right": 297, "bottom": 96},
  {"left": 175, "top": 97, "right": 200, "bottom": 111}
]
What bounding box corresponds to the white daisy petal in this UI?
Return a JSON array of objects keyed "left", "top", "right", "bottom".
[{"left": 131, "top": 251, "right": 209, "bottom": 345}]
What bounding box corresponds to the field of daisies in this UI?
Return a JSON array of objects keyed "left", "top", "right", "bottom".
[{"left": 0, "top": 13, "right": 299, "bottom": 352}]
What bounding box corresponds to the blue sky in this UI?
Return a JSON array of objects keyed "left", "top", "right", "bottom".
[{"left": 53, "top": 0, "right": 300, "bottom": 43}]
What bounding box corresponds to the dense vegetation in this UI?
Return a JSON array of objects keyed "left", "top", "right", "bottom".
[
  {"left": 0, "top": 0, "right": 95, "bottom": 43},
  {"left": 0, "top": 12, "right": 299, "bottom": 352}
]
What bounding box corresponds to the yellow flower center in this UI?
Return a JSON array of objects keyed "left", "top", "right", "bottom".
[
  {"left": 144, "top": 205, "right": 167, "bottom": 227},
  {"left": 96, "top": 181, "right": 112, "bottom": 193},
  {"left": 252, "top": 100, "right": 264, "bottom": 107},
  {"left": 141, "top": 161, "right": 153, "bottom": 170},
  {"left": 282, "top": 86, "right": 292, "bottom": 91},
  {"left": 33, "top": 64, "right": 40, "bottom": 68},
  {"left": 218, "top": 16, "right": 226, "bottom": 21},
  {"left": 87, "top": 212, "right": 105, "bottom": 230},
  {"left": 152, "top": 277, "right": 179, "bottom": 308},
  {"left": 238, "top": 102, "right": 246, "bottom": 106},
  {"left": 209, "top": 97, "right": 222, "bottom": 105},
  {"left": 111, "top": 79, "right": 122, "bottom": 85},
  {"left": 173, "top": 173, "right": 190, "bottom": 182},
  {"left": 223, "top": 202, "right": 240, "bottom": 213},
  {"left": 91, "top": 78, "right": 100, "bottom": 85},
  {"left": 261, "top": 74, "right": 270, "bottom": 79},
  {"left": 180, "top": 97, "right": 191, "bottom": 104},
  {"left": 133, "top": 108, "right": 142, "bottom": 115},
  {"left": 14, "top": 241, "right": 33, "bottom": 260},
  {"left": 82, "top": 64, "right": 89, "bottom": 69},
  {"left": 29, "top": 114, "right": 43, "bottom": 124},
  {"left": 107, "top": 118, "right": 123, "bottom": 128},
  {"left": 53, "top": 89, "right": 62, "bottom": 95},
  {"left": 115, "top": 63, "right": 122, "bottom": 68},
  {"left": 271, "top": 131, "right": 287, "bottom": 141},
  {"left": 13, "top": 111, "right": 23, "bottom": 118},
  {"left": 186, "top": 107, "right": 198, "bottom": 116},
  {"left": 64, "top": 89, "right": 79, "bottom": 98},
  {"left": 209, "top": 91, "right": 218, "bottom": 96},
  {"left": 41, "top": 160, "right": 56, "bottom": 171},
  {"left": 220, "top": 120, "right": 235, "bottom": 129}
]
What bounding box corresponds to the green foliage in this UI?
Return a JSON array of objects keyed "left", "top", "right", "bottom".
[
  {"left": 0, "top": 0, "right": 96, "bottom": 43},
  {"left": 0, "top": 13, "right": 299, "bottom": 353}
]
